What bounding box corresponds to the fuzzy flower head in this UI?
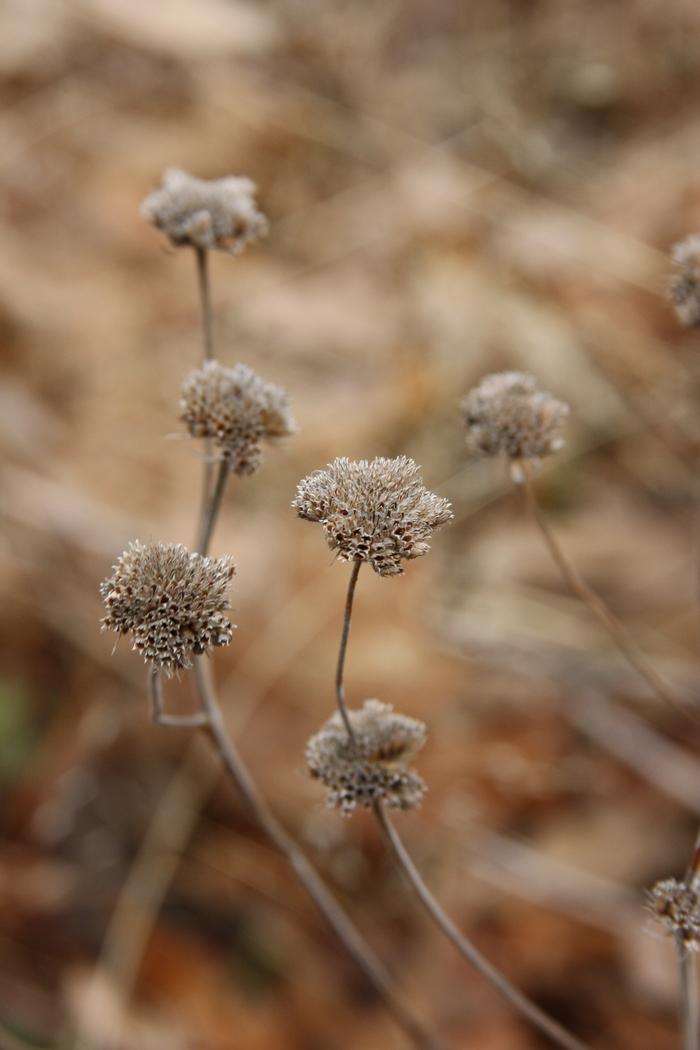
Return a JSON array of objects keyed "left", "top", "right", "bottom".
[
  {"left": 180, "top": 361, "right": 297, "bottom": 476},
  {"left": 648, "top": 877, "right": 700, "bottom": 951},
  {"left": 669, "top": 235, "right": 700, "bottom": 328},
  {"left": 292, "top": 456, "right": 453, "bottom": 577},
  {"left": 306, "top": 700, "right": 427, "bottom": 816},
  {"left": 100, "top": 541, "right": 235, "bottom": 674},
  {"left": 461, "top": 371, "right": 569, "bottom": 467},
  {"left": 141, "top": 168, "right": 268, "bottom": 254}
]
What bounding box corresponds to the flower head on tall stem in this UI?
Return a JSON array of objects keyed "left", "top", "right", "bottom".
[
  {"left": 669, "top": 234, "right": 700, "bottom": 328},
  {"left": 461, "top": 372, "right": 569, "bottom": 477},
  {"left": 181, "top": 361, "right": 297, "bottom": 476},
  {"left": 293, "top": 456, "right": 453, "bottom": 576},
  {"left": 141, "top": 168, "right": 268, "bottom": 254},
  {"left": 306, "top": 700, "right": 427, "bottom": 816},
  {"left": 100, "top": 541, "right": 235, "bottom": 674}
]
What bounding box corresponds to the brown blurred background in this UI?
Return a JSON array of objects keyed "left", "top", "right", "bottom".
[{"left": 3, "top": 0, "right": 700, "bottom": 1047}]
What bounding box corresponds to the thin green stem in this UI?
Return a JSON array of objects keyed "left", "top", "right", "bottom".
[
  {"left": 335, "top": 560, "right": 362, "bottom": 743},
  {"left": 373, "top": 801, "right": 592, "bottom": 1050}
]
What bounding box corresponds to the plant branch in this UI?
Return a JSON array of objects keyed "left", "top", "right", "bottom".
[
  {"left": 335, "top": 559, "right": 362, "bottom": 743},
  {"left": 189, "top": 658, "right": 438, "bottom": 1050},
  {"left": 194, "top": 245, "right": 215, "bottom": 542},
  {"left": 149, "top": 667, "right": 209, "bottom": 727},
  {"left": 194, "top": 247, "right": 214, "bottom": 361},
  {"left": 373, "top": 801, "right": 592, "bottom": 1050},
  {"left": 519, "top": 460, "right": 691, "bottom": 719},
  {"left": 676, "top": 935, "right": 699, "bottom": 1050},
  {"left": 196, "top": 459, "right": 229, "bottom": 556}
]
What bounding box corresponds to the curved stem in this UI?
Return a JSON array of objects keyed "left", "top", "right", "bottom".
[
  {"left": 196, "top": 459, "right": 230, "bottom": 557},
  {"left": 373, "top": 801, "right": 592, "bottom": 1050},
  {"left": 335, "top": 560, "right": 362, "bottom": 743},
  {"left": 520, "top": 461, "right": 691, "bottom": 719},
  {"left": 149, "top": 667, "right": 209, "bottom": 727},
  {"left": 191, "top": 659, "right": 439, "bottom": 1050}
]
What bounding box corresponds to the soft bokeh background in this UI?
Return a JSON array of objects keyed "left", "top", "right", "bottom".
[{"left": 3, "top": 1, "right": 700, "bottom": 1047}]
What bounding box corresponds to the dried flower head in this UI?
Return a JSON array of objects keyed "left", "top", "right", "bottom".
[
  {"left": 306, "top": 700, "right": 427, "bottom": 815},
  {"left": 669, "top": 234, "right": 700, "bottom": 328},
  {"left": 141, "top": 168, "right": 268, "bottom": 254},
  {"left": 100, "top": 541, "right": 235, "bottom": 674},
  {"left": 460, "top": 371, "right": 569, "bottom": 464},
  {"left": 648, "top": 877, "right": 700, "bottom": 950},
  {"left": 292, "top": 456, "right": 453, "bottom": 576},
  {"left": 180, "top": 361, "right": 297, "bottom": 476}
]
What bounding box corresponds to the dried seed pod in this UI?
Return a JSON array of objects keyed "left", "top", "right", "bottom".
[
  {"left": 648, "top": 877, "right": 700, "bottom": 951},
  {"left": 100, "top": 541, "right": 235, "bottom": 674},
  {"left": 461, "top": 372, "right": 569, "bottom": 464},
  {"left": 181, "top": 361, "right": 297, "bottom": 476},
  {"left": 669, "top": 235, "right": 700, "bottom": 328},
  {"left": 293, "top": 456, "right": 452, "bottom": 576},
  {"left": 141, "top": 168, "right": 268, "bottom": 254},
  {"left": 306, "top": 700, "right": 427, "bottom": 816}
]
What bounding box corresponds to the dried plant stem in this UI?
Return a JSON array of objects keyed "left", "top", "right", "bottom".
[
  {"left": 149, "top": 668, "right": 209, "bottom": 728},
  {"left": 182, "top": 261, "right": 437, "bottom": 1048},
  {"left": 332, "top": 566, "right": 591, "bottom": 1050},
  {"left": 194, "top": 245, "right": 215, "bottom": 537},
  {"left": 519, "top": 460, "right": 687, "bottom": 717},
  {"left": 372, "top": 802, "right": 591, "bottom": 1050},
  {"left": 196, "top": 459, "right": 229, "bottom": 556},
  {"left": 194, "top": 247, "right": 214, "bottom": 361},
  {"left": 187, "top": 659, "right": 438, "bottom": 1050},
  {"left": 335, "top": 559, "right": 362, "bottom": 743},
  {"left": 676, "top": 936, "right": 699, "bottom": 1050}
]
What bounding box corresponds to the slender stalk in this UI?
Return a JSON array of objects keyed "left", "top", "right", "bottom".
[
  {"left": 184, "top": 252, "right": 438, "bottom": 1047},
  {"left": 196, "top": 459, "right": 229, "bottom": 556},
  {"left": 335, "top": 559, "right": 362, "bottom": 743},
  {"left": 373, "top": 801, "right": 591, "bottom": 1050},
  {"left": 676, "top": 936, "right": 698, "bottom": 1050},
  {"left": 190, "top": 659, "right": 439, "bottom": 1050},
  {"left": 331, "top": 558, "right": 592, "bottom": 1049},
  {"left": 149, "top": 667, "right": 209, "bottom": 728},
  {"left": 194, "top": 247, "right": 214, "bottom": 361},
  {"left": 519, "top": 460, "right": 690, "bottom": 719},
  {"left": 194, "top": 245, "right": 215, "bottom": 546}
]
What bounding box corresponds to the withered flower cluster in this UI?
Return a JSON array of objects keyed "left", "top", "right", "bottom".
[
  {"left": 648, "top": 877, "right": 700, "bottom": 952},
  {"left": 669, "top": 234, "right": 700, "bottom": 329},
  {"left": 293, "top": 456, "right": 453, "bottom": 576},
  {"left": 141, "top": 167, "right": 268, "bottom": 254},
  {"left": 100, "top": 541, "right": 235, "bottom": 675},
  {"left": 181, "top": 360, "right": 297, "bottom": 476},
  {"left": 461, "top": 371, "right": 569, "bottom": 465},
  {"left": 306, "top": 700, "right": 427, "bottom": 815}
]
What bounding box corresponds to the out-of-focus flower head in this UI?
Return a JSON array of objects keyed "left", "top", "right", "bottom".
[{"left": 142, "top": 168, "right": 268, "bottom": 254}]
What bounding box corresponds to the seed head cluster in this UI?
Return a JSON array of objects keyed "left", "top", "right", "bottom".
[
  {"left": 292, "top": 456, "right": 453, "bottom": 576},
  {"left": 100, "top": 541, "right": 235, "bottom": 674},
  {"left": 648, "top": 877, "right": 700, "bottom": 951},
  {"left": 306, "top": 700, "right": 427, "bottom": 816},
  {"left": 141, "top": 168, "right": 268, "bottom": 254},
  {"left": 669, "top": 234, "right": 700, "bottom": 328},
  {"left": 181, "top": 361, "right": 297, "bottom": 476},
  {"left": 461, "top": 372, "right": 569, "bottom": 464}
]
